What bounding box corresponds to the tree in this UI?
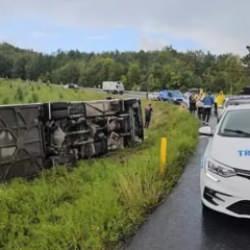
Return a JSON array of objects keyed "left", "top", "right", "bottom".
[
  {"left": 0, "top": 54, "right": 12, "bottom": 77},
  {"left": 25, "top": 55, "right": 46, "bottom": 81},
  {"left": 12, "top": 56, "right": 28, "bottom": 80},
  {"left": 52, "top": 62, "right": 80, "bottom": 84},
  {"left": 0, "top": 42, "right": 248, "bottom": 93},
  {"left": 126, "top": 63, "right": 141, "bottom": 90}
]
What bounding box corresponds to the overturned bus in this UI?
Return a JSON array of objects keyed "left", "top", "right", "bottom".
[{"left": 0, "top": 98, "right": 144, "bottom": 180}]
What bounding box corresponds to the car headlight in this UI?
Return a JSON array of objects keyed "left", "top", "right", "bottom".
[{"left": 206, "top": 159, "right": 236, "bottom": 178}]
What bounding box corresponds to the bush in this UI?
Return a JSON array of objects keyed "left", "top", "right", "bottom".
[
  {"left": 31, "top": 92, "right": 39, "bottom": 103},
  {"left": 2, "top": 97, "right": 9, "bottom": 104},
  {"left": 59, "top": 92, "right": 64, "bottom": 99},
  {"left": 15, "top": 87, "right": 24, "bottom": 102},
  {"left": 0, "top": 101, "right": 199, "bottom": 250}
]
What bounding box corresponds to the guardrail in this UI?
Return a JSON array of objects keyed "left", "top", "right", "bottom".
[{"left": 80, "top": 87, "right": 147, "bottom": 98}]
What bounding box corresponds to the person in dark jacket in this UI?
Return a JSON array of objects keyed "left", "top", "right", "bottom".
[
  {"left": 189, "top": 93, "right": 196, "bottom": 114},
  {"left": 145, "top": 103, "right": 153, "bottom": 128}
]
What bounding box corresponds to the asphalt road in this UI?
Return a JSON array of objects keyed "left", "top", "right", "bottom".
[{"left": 127, "top": 120, "right": 250, "bottom": 250}]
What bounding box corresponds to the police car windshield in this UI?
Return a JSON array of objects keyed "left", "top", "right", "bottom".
[{"left": 219, "top": 110, "right": 250, "bottom": 137}]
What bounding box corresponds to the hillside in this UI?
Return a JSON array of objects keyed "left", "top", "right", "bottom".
[
  {"left": 0, "top": 78, "right": 105, "bottom": 105},
  {"left": 0, "top": 43, "right": 249, "bottom": 93}
]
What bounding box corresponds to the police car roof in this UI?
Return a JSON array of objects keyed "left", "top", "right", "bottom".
[
  {"left": 228, "top": 95, "right": 250, "bottom": 100},
  {"left": 226, "top": 95, "right": 250, "bottom": 107},
  {"left": 226, "top": 103, "right": 250, "bottom": 111}
]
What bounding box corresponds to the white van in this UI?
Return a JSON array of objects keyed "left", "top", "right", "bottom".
[{"left": 102, "top": 81, "right": 124, "bottom": 94}]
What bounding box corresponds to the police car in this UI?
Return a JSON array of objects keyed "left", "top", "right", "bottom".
[{"left": 200, "top": 104, "right": 250, "bottom": 218}]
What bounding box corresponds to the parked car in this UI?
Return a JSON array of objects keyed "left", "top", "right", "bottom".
[
  {"left": 159, "top": 90, "right": 184, "bottom": 104},
  {"left": 159, "top": 90, "right": 170, "bottom": 101},
  {"left": 64, "top": 83, "right": 79, "bottom": 89},
  {"left": 102, "top": 81, "right": 124, "bottom": 94},
  {"left": 239, "top": 86, "right": 250, "bottom": 95},
  {"left": 148, "top": 92, "right": 160, "bottom": 100},
  {"left": 200, "top": 104, "right": 250, "bottom": 218},
  {"left": 167, "top": 90, "right": 185, "bottom": 105}
]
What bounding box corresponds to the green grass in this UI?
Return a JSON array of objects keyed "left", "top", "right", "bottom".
[
  {"left": 0, "top": 80, "right": 199, "bottom": 249},
  {"left": 0, "top": 78, "right": 105, "bottom": 104}
]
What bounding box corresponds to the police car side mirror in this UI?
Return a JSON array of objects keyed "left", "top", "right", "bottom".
[{"left": 199, "top": 126, "right": 213, "bottom": 137}]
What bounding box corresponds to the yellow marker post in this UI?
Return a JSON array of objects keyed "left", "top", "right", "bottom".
[{"left": 160, "top": 137, "right": 167, "bottom": 176}]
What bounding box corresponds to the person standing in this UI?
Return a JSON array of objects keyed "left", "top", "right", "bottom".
[
  {"left": 202, "top": 92, "right": 214, "bottom": 124},
  {"left": 145, "top": 103, "right": 153, "bottom": 128},
  {"left": 217, "top": 91, "right": 225, "bottom": 108},
  {"left": 189, "top": 93, "right": 196, "bottom": 114},
  {"left": 196, "top": 90, "right": 205, "bottom": 120},
  {"left": 214, "top": 94, "right": 218, "bottom": 117},
  {"left": 214, "top": 90, "right": 225, "bottom": 120},
  {"left": 196, "top": 98, "right": 204, "bottom": 120}
]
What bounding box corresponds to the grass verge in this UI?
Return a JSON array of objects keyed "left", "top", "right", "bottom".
[
  {"left": 0, "top": 78, "right": 105, "bottom": 104},
  {"left": 0, "top": 80, "right": 199, "bottom": 249}
]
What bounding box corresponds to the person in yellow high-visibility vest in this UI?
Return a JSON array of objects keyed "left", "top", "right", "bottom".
[
  {"left": 214, "top": 91, "right": 225, "bottom": 118},
  {"left": 217, "top": 91, "right": 225, "bottom": 107}
]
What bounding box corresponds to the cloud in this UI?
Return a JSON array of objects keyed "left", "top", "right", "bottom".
[
  {"left": 31, "top": 31, "right": 49, "bottom": 39},
  {"left": 87, "top": 35, "right": 107, "bottom": 41},
  {"left": 139, "top": 35, "right": 166, "bottom": 51},
  {"left": 0, "top": 0, "right": 249, "bottom": 54}
]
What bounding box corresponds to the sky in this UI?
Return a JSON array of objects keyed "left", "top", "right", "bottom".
[{"left": 0, "top": 0, "right": 249, "bottom": 55}]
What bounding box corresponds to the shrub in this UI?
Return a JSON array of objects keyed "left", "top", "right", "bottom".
[
  {"left": 59, "top": 92, "right": 64, "bottom": 99},
  {"left": 30, "top": 93, "right": 39, "bottom": 103},
  {"left": 15, "top": 87, "right": 24, "bottom": 102},
  {"left": 2, "top": 97, "right": 9, "bottom": 104}
]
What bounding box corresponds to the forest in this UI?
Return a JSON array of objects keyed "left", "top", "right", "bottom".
[{"left": 0, "top": 42, "right": 250, "bottom": 93}]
